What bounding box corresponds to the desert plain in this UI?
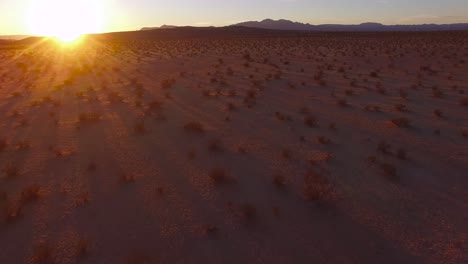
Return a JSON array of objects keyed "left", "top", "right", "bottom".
[{"left": 0, "top": 28, "right": 467, "bottom": 263}]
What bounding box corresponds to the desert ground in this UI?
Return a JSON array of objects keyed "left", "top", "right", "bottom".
[{"left": 0, "top": 29, "right": 467, "bottom": 264}]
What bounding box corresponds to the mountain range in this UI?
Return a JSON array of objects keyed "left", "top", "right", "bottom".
[{"left": 141, "top": 19, "right": 468, "bottom": 32}]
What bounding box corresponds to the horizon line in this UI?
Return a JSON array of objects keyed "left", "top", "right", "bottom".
[{"left": 3, "top": 19, "right": 468, "bottom": 36}]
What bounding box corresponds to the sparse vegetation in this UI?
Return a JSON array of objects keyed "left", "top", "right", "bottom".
[
  {"left": 391, "top": 117, "right": 410, "bottom": 128},
  {"left": 303, "top": 170, "right": 335, "bottom": 203},
  {"left": 184, "top": 122, "right": 205, "bottom": 133}
]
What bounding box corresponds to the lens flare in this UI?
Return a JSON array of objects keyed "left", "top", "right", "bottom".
[{"left": 27, "top": 0, "right": 103, "bottom": 42}]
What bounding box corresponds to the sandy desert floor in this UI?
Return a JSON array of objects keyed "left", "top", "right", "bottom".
[{"left": 0, "top": 31, "right": 467, "bottom": 264}]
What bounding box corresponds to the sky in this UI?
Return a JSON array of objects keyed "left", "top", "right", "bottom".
[{"left": 1, "top": 0, "right": 468, "bottom": 35}]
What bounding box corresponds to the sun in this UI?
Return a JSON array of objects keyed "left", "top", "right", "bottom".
[{"left": 27, "top": 0, "right": 104, "bottom": 42}]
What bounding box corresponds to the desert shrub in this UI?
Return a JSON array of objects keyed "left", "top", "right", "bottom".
[
  {"left": 317, "top": 136, "right": 331, "bottom": 145},
  {"left": 184, "top": 122, "right": 205, "bottom": 133},
  {"left": 303, "top": 170, "right": 335, "bottom": 203},
  {"left": 381, "top": 163, "right": 399, "bottom": 182},
  {"left": 240, "top": 203, "right": 257, "bottom": 222},
  {"left": 391, "top": 118, "right": 410, "bottom": 128},
  {"left": 397, "top": 149, "right": 407, "bottom": 160},
  {"left": 299, "top": 107, "right": 309, "bottom": 115},
  {"left": 378, "top": 141, "right": 391, "bottom": 154},
  {"left": 3, "top": 163, "right": 18, "bottom": 179},
  {"left": 78, "top": 113, "right": 100, "bottom": 123},
  {"left": 20, "top": 185, "right": 41, "bottom": 203},
  {"left": 120, "top": 174, "right": 136, "bottom": 184},
  {"left": 281, "top": 148, "right": 291, "bottom": 159},
  {"left": 337, "top": 98, "right": 348, "bottom": 106},
  {"left": 226, "top": 103, "right": 236, "bottom": 111},
  {"left": 87, "top": 162, "right": 97, "bottom": 172},
  {"left": 461, "top": 129, "right": 468, "bottom": 138},
  {"left": 161, "top": 78, "right": 175, "bottom": 89},
  {"left": 0, "top": 139, "right": 6, "bottom": 152},
  {"left": 368, "top": 155, "right": 377, "bottom": 163},
  {"left": 208, "top": 139, "right": 224, "bottom": 153},
  {"left": 395, "top": 104, "right": 408, "bottom": 112},
  {"left": 432, "top": 89, "right": 444, "bottom": 98},
  {"left": 31, "top": 243, "right": 52, "bottom": 263},
  {"left": 147, "top": 100, "right": 163, "bottom": 111},
  {"left": 364, "top": 105, "right": 381, "bottom": 112},
  {"left": 134, "top": 122, "right": 145, "bottom": 134},
  {"left": 76, "top": 238, "right": 88, "bottom": 258},
  {"left": 272, "top": 174, "right": 287, "bottom": 189},
  {"left": 304, "top": 116, "right": 317, "bottom": 127},
  {"left": 344, "top": 89, "right": 354, "bottom": 96},
  {"left": 209, "top": 168, "right": 229, "bottom": 184},
  {"left": 399, "top": 89, "right": 408, "bottom": 99},
  {"left": 460, "top": 97, "right": 468, "bottom": 106}
]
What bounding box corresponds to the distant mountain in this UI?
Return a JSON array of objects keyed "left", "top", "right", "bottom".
[
  {"left": 141, "top": 25, "right": 178, "bottom": 31},
  {"left": 232, "top": 19, "right": 468, "bottom": 31},
  {"left": 0, "top": 35, "right": 31, "bottom": 40}
]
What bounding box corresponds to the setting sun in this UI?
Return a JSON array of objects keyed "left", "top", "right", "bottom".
[{"left": 27, "top": 0, "right": 103, "bottom": 41}]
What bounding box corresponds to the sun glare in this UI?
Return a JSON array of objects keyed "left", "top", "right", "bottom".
[{"left": 27, "top": 0, "right": 103, "bottom": 42}]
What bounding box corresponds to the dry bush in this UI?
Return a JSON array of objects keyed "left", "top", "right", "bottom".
[
  {"left": 226, "top": 103, "right": 236, "bottom": 112},
  {"left": 397, "top": 149, "right": 407, "bottom": 160},
  {"left": 87, "top": 162, "right": 97, "bottom": 172},
  {"left": 209, "top": 168, "right": 231, "bottom": 184},
  {"left": 461, "top": 129, "right": 468, "bottom": 138},
  {"left": 187, "top": 150, "right": 196, "bottom": 160},
  {"left": 78, "top": 113, "right": 100, "bottom": 123},
  {"left": 20, "top": 185, "right": 41, "bottom": 203},
  {"left": 5, "top": 203, "right": 22, "bottom": 223},
  {"left": 120, "top": 174, "right": 136, "bottom": 184},
  {"left": 237, "top": 146, "right": 247, "bottom": 154},
  {"left": 203, "top": 225, "right": 218, "bottom": 236},
  {"left": 32, "top": 243, "right": 53, "bottom": 264},
  {"left": 281, "top": 148, "right": 291, "bottom": 159},
  {"left": 317, "top": 136, "right": 331, "bottom": 145},
  {"left": 15, "top": 140, "right": 31, "bottom": 150},
  {"left": 337, "top": 98, "right": 348, "bottom": 107},
  {"left": 344, "top": 89, "right": 354, "bottom": 96},
  {"left": 377, "top": 87, "right": 386, "bottom": 95},
  {"left": 76, "top": 238, "right": 89, "bottom": 258},
  {"left": 380, "top": 163, "right": 399, "bottom": 182},
  {"left": 208, "top": 139, "right": 224, "bottom": 153},
  {"left": 391, "top": 117, "right": 410, "bottom": 128},
  {"left": 275, "top": 112, "right": 286, "bottom": 121},
  {"left": 378, "top": 141, "right": 391, "bottom": 154},
  {"left": 434, "top": 109, "right": 443, "bottom": 118},
  {"left": 184, "top": 122, "right": 205, "bottom": 133},
  {"left": 368, "top": 155, "right": 378, "bottom": 163},
  {"left": 304, "top": 116, "right": 317, "bottom": 127},
  {"left": 303, "top": 170, "right": 335, "bottom": 203},
  {"left": 394, "top": 104, "right": 408, "bottom": 112},
  {"left": 147, "top": 100, "right": 163, "bottom": 112},
  {"left": 299, "top": 106, "right": 310, "bottom": 115},
  {"left": 74, "top": 192, "right": 91, "bottom": 207},
  {"left": 161, "top": 78, "right": 176, "bottom": 89},
  {"left": 3, "top": 163, "right": 18, "bottom": 179},
  {"left": 432, "top": 89, "right": 444, "bottom": 98},
  {"left": 399, "top": 89, "right": 408, "bottom": 100},
  {"left": 460, "top": 97, "right": 468, "bottom": 106},
  {"left": 134, "top": 122, "right": 146, "bottom": 134},
  {"left": 0, "top": 139, "right": 7, "bottom": 152},
  {"left": 272, "top": 174, "right": 287, "bottom": 189},
  {"left": 240, "top": 203, "right": 257, "bottom": 222},
  {"left": 364, "top": 105, "right": 381, "bottom": 112}
]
